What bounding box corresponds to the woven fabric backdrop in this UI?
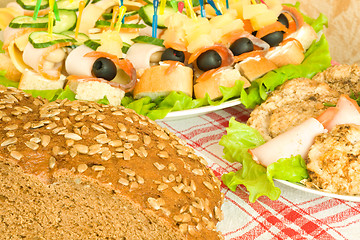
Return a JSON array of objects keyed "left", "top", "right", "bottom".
[{"left": 158, "top": 105, "right": 360, "bottom": 240}]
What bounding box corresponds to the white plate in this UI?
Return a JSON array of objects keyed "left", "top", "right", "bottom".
[
  {"left": 275, "top": 179, "right": 360, "bottom": 202},
  {"left": 158, "top": 99, "right": 241, "bottom": 121}
]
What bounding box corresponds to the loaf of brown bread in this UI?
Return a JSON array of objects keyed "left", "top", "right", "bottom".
[{"left": 0, "top": 86, "right": 224, "bottom": 239}]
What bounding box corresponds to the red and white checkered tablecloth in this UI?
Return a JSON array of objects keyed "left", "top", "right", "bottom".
[{"left": 157, "top": 105, "right": 360, "bottom": 240}]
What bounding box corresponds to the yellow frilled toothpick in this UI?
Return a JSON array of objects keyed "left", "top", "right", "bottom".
[
  {"left": 184, "top": 0, "right": 197, "bottom": 21},
  {"left": 115, "top": 6, "right": 127, "bottom": 32},
  {"left": 159, "top": 0, "right": 167, "bottom": 15},
  {"left": 75, "top": 0, "right": 86, "bottom": 39},
  {"left": 48, "top": 0, "right": 54, "bottom": 37}
]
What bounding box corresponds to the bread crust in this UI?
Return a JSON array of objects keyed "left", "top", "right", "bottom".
[
  {"left": 235, "top": 56, "right": 277, "bottom": 81},
  {"left": 194, "top": 67, "right": 250, "bottom": 100},
  {"left": 0, "top": 86, "right": 223, "bottom": 239},
  {"left": 133, "top": 64, "right": 193, "bottom": 100},
  {"left": 265, "top": 40, "right": 305, "bottom": 67}
]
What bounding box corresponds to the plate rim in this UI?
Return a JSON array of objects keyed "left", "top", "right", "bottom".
[
  {"left": 275, "top": 179, "right": 360, "bottom": 202},
  {"left": 159, "top": 98, "right": 241, "bottom": 121}
]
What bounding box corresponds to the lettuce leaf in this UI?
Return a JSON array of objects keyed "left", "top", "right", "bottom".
[
  {"left": 24, "top": 89, "right": 63, "bottom": 101},
  {"left": 241, "top": 5, "right": 331, "bottom": 109},
  {"left": 122, "top": 80, "right": 246, "bottom": 120},
  {"left": 56, "top": 86, "right": 77, "bottom": 101},
  {"left": 241, "top": 34, "right": 331, "bottom": 109},
  {"left": 220, "top": 118, "right": 280, "bottom": 202},
  {"left": 220, "top": 118, "right": 309, "bottom": 202},
  {"left": 267, "top": 155, "right": 309, "bottom": 183},
  {"left": 0, "top": 41, "right": 4, "bottom": 54},
  {"left": 287, "top": 2, "right": 329, "bottom": 33},
  {"left": 0, "top": 71, "right": 19, "bottom": 88}
]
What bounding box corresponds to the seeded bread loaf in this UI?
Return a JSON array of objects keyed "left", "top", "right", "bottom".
[{"left": 0, "top": 86, "right": 224, "bottom": 239}]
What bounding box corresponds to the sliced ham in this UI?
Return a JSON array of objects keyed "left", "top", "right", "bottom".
[
  {"left": 6, "top": 2, "right": 49, "bottom": 16},
  {"left": 65, "top": 45, "right": 96, "bottom": 76},
  {"left": 3, "top": 27, "right": 33, "bottom": 49},
  {"left": 250, "top": 118, "right": 327, "bottom": 167},
  {"left": 138, "top": 20, "right": 164, "bottom": 37},
  {"left": 22, "top": 42, "right": 69, "bottom": 80},
  {"left": 321, "top": 94, "right": 360, "bottom": 131},
  {"left": 125, "top": 43, "right": 165, "bottom": 74}
]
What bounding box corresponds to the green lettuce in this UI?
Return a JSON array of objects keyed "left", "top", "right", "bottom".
[
  {"left": 220, "top": 118, "right": 308, "bottom": 202},
  {"left": 287, "top": 2, "right": 328, "bottom": 33},
  {"left": 267, "top": 155, "right": 309, "bottom": 183},
  {"left": 0, "top": 71, "right": 19, "bottom": 88},
  {"left": 241, "top": 4, "right": 331, "bottom": 109},
  {"left": 0, "top": 41, "right": 4, "bottom": 54},
  {"left": 241, "top": 34, "right": 331, "bottom": 108},
  {"left": 122, "top": 80, "right": 246, "bottom": 120}
]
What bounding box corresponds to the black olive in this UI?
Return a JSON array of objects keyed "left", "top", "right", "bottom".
[
  {"left": 161, "top": 48, "right": 185, "bottom": 63},
  {"left": 252, "top": 31, "right": 257, "bottom": 36},
  {"left": 196, "top": 50, "right": 222, "bottom": 72},
  {"left": 277, "top": 13, "right": 289, "bottom": 28},
  {"left": 229, "top": 38, "right": 254, "bottom": 56},
  {"left": 92, "top": 57, "right": 117, "bottom": 81},
  {"left": 261, "top": 31, "right": 284, "bottom": 47}
]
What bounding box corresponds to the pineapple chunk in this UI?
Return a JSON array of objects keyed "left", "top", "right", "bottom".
[
  {"left": 210, "top": 10, "right": 244, "bottom": 40},
  {"left": 0, "top": 9, "right": 15, "bottom": 30},
  {"left": 211, "top": 19, "right": 244, "bottom": 43},
  {"left": 14, "top": 33, "right": 30, "bottom": 52},
  {"left": 220, "top": 19, "right": 244, "bottom": 36},
  {"left": 184, "top": 17, "right": 212, "bottom": 44},
  {"left": 162, "top": 13, "right": 189, "bottom": 49},
  {"left": 209, "top": 9, "right": 237, "bottom": 28},
  {"left": 119, "top": 32, "right": 139, "bottom": 45},
  {"left": 251, "top": 10, "right": 278, "bottom": 30},
  {"left": 242, "top": 4, "right": 268, "bottom": 20},
  {"left": 164, "top": 12, "right": 189, "bottom": 29},
  {"left": 97, "top": 30, "right": 123, "bottom": 58},
  {"left": 204, "top": 4, "right": 217, "bottom": 18},
  {"left": 230, "top": 0, "right": 251, "bottom": 19},
  {"left": 187, "top": 34, "right": 214, "bottom": 53},
  {"left": 265, "top": 0, "right": 283, "bottom": 16}
]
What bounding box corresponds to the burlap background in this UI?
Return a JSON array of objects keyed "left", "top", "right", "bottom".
[
  {"left": 281, "top": 0, "right": 360, "bottom": 64},
  {"left": 0, "top": 0, "right": 358, "bottom": 64}
]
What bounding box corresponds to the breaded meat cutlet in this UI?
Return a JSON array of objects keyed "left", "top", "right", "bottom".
[
  {"left": 306, "top": 124, "right": 360, "bottom": 195},
  {"left": 247, "top": 78, "right": 340, "bottom": 141},
  {"left": 313, "top": 64, "right": 360, "bottom": 96}
]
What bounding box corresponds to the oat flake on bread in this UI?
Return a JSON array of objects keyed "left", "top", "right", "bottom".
[{"left": 0, "top": 86, "right": 224, "bottom": 239}]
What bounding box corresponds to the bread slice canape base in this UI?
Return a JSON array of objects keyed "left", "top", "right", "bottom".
[
  {"left": 235, "top": 56, "right": 277, "bottom": 81},
  {"left": 133, "top": 64, "right": 193, "bottom": 100},
  {"left": 194, "top": 67, "right": 250, "bottom": 100},
  {"left": 19, "top": 68, "right": 66, "bottom": 90},
  {"left": 67, "top": 78, "right": 125, "bottom": 106}
]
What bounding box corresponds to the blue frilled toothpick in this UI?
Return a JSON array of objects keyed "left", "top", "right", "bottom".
[{"left": 152, "top": 0, "right": 159, "bottom": 38}]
